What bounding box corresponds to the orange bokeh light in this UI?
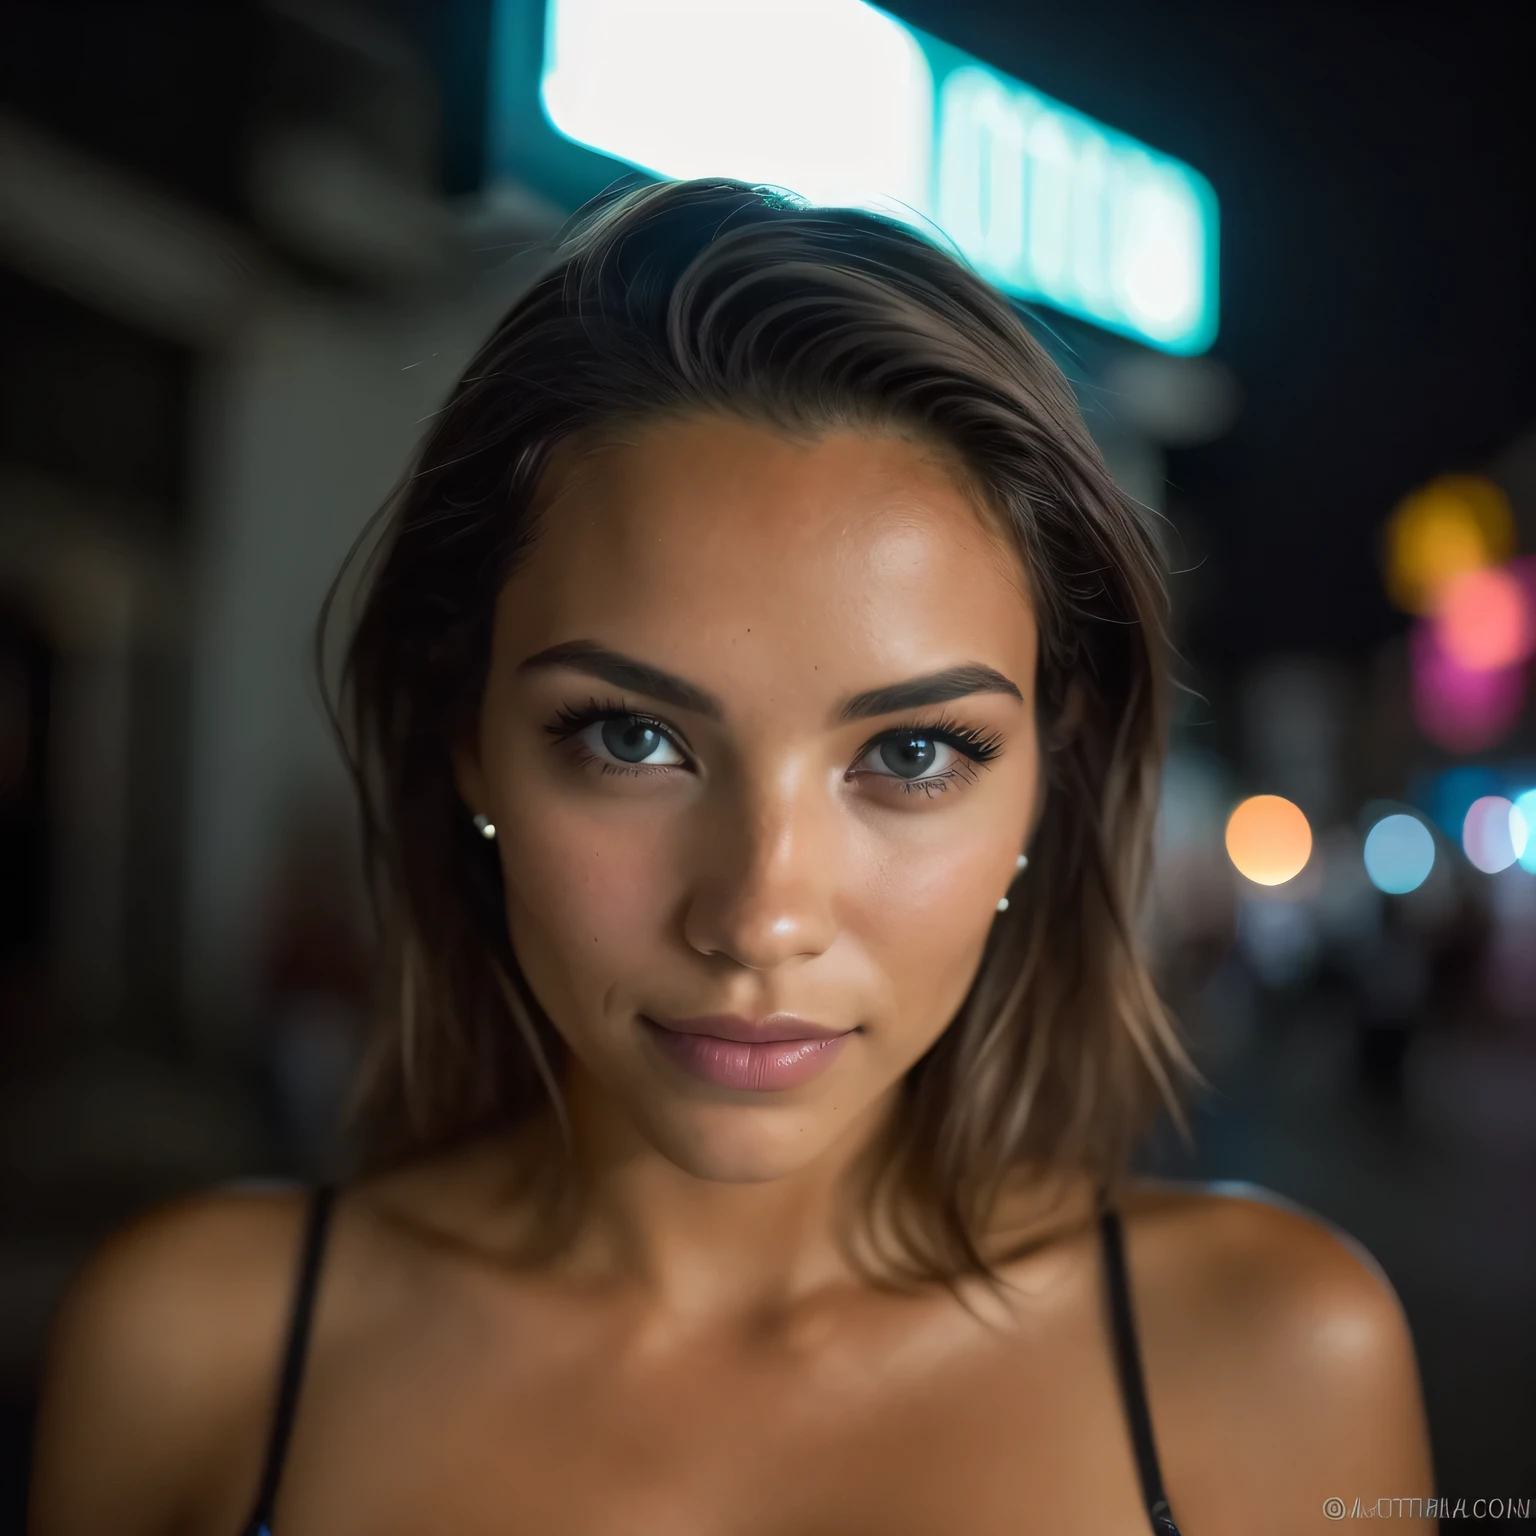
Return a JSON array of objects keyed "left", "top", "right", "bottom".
[
  {"left": 1225, "top": 795, "right": 1313, "bottom": 886},
  {"left": 1435, "top": 566, "right": 1536, "bottom": 671}
]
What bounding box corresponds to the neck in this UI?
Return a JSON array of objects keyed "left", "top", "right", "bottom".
[
  {"left": 524, "top": 1067, "right": 897, "bottom": 1327},
  {"left": 468, "top": 1090, "right": 1097, "bottom": 1333}
]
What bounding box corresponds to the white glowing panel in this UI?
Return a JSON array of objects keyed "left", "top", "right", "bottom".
[
  {"left": 531, "top": 0, "right": 1220, "bottom": 354},
  {"left": 541, "top": 0, "right": 932, "bottom": 219}
]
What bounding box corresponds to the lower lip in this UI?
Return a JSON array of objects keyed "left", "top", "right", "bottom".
[{"left": 641, "top": 1018, "right": 852, "bottom": 1091}]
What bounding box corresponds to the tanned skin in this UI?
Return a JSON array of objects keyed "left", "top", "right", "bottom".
[{"left": 30, "top": 417, "right": 1437, "bottom": 1535}]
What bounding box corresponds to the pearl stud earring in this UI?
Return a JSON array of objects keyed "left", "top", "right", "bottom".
[
  {"left": 472, "top": 812, "right": 497, "bottom": 840},
  {"left": 997, "top": 852, "right": 1028, "bottom": 912}
]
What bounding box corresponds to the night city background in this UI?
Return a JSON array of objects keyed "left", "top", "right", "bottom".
[{"left": 1, "top": 0, "right": 1534, "bottom": 1526}]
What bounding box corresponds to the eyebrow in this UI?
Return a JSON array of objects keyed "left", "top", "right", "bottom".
[{"left": 514, "top": 639, "right": 1024, "bottom": 724}]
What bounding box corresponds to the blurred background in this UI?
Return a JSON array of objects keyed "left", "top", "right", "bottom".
[{"left": 1, "top": 0, "right": 1533, "bottom": 1525}]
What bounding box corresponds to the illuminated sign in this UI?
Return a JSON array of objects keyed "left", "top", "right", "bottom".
[{"left": 526, "top": 0, "right": 1219, "bottom": 354}]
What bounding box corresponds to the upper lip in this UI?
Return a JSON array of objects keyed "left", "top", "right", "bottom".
[{"left": 646, "top": 1013, "right": 851, "bottom": 1043}]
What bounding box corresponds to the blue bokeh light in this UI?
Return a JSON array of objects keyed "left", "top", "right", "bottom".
[
  {"left": 1515, "top": 789, "right": 1536, "bottom": 873},
  {"left": 1363, "top": 813, "right": 1436, "bottom": 894}
]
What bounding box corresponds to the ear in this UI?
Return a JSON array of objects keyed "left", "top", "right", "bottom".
[
  {"left": 1043, "top": 678, "right": 1087, "bottom": 754},
  {"left": 451, "top": 730, "right": 488, "bottom": 819}
]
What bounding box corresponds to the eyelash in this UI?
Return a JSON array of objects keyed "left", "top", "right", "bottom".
[{"left": 542, "top": 695, "right": 1005, "bottom": 798}]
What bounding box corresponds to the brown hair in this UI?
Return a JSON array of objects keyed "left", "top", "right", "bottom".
[{"left": 320, "top": 177, "right": 1195, "bottom": 1287}]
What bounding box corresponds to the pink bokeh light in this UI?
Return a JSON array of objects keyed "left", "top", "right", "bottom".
[
  {"left": 1410, "top": 620, "right": 1525, "bottom": 753},
  {"left": 1434, "top": 566, "right": 1536, "bottom": 670}
]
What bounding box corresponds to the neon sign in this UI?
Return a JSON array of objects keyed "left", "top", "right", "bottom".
[{"left": 527, "top": 0, "right": 1219, "bottom": 354}]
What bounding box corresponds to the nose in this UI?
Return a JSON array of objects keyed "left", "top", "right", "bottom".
[{"left": 680, "top": 772, "right": 841, "bottom": 969}]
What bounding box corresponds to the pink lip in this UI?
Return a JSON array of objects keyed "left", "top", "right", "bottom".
[
  {"left": 652, "top": 1013, "right": 845, "bottom": 1043},
  {"left": 641, "top": 1015, "right": 854, "bottom": 1090}
]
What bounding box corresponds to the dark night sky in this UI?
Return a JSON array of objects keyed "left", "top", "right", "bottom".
[{"left": 887, "top": 0, "right": 1536, "bottom": 664}]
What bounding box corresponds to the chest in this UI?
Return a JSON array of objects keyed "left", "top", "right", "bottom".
[{"left": 248, "top": 1282, "right": 1166, "bottom": 1536}]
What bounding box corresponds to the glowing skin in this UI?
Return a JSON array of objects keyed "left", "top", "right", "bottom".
[{"left": 456, "top": 415, "right": 1041, "bottom": 1204}]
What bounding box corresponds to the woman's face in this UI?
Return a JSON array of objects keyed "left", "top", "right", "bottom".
[{"left": 457, "top": 413, "right": 1042, "bottom": 1184}]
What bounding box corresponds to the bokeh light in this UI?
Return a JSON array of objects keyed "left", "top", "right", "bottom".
[
  {"left": 1384, "top": 474, "right": 1515, "bottom": 615},
  {"left": 1410, "top": 622, "right": 1524, "bottom": 754},
  {"left": 1462, "top": 795, "right": 1524, "bottom": 874},
  {"left": 1434, "top": 565, "right": 1535, "bottom": 671},
  {"left": 1225, "top": 794, "right": 1313, "bottom": 885},
  {"left": 1363, "top": 813, "right": 1436, "bottom": 894},
  {"left": 1510, "top": 552, "right": 1536, "bottom": 613},
  {"left": 1516, "top": 789, "right": 1536, "bottom": 874}
]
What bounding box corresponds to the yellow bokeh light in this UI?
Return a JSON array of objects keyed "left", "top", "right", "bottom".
[
  {"left": 1383, "top": 474, "right": 1515, "bottom": 615},
  {"left": 1225, "top": 794, "right": 1313, "bottom": 886}
]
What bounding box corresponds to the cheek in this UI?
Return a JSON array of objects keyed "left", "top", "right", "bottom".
[
  {"left": 864, "top": 844, "right": 1003, "bottom": 1039},
  {"left": 495, "top": 795, "right": 675, "bottom": 1025}
]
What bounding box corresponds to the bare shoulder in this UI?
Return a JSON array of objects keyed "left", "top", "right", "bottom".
[
  {"left": 1117, "top": 1178, "right": 1437, "bottom": 1530},
  {"left": 1116, "top": 1175, "right": 1422, "bottom": 1381},
  {"left": 1121, "top": 1175, "right": 1405, "bottom": 1317},
  {"left": 29, "top": 1184, "right": 313, "bottom": 1536}
]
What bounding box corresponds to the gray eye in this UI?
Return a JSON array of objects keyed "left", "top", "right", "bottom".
[
  {"left": 863, "top": 734, "right": 958, "bottom": 781},
  {"left": 591, "top": 716, "right": 686, "bottom": 767}
]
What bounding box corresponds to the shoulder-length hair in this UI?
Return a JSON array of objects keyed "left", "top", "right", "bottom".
[{"left": 321, "top": 177, "right": 1195, "bottom": 1288}]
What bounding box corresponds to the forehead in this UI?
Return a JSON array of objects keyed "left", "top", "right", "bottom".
[{"left": 500, "top": 414, "right": 1036, "bottom": 700}]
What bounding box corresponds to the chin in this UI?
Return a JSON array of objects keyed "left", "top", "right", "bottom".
[{"left": 637, "top": 1100, "right": 851, "bottom": 1184}]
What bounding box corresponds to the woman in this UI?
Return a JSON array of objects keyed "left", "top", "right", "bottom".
[{"left": 30, "top": 179, "right": 1436, "bottom": 1535}]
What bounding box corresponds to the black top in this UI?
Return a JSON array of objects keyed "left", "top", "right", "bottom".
[
  {"left": 243, "top": 1186, "right": 1181, "bottom": 1535},
  {"left": 243, "top": 1184, "right": 335, "bottom": 1536},
  {"left": 1099, "top": 1198, "right": 1184, "bottom": 1536}
]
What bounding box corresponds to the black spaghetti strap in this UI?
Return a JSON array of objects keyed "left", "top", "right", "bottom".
[
  {"left": 1100, "top": 1205, "right": 1183, "bottom": 1536},
  {"left": 244, "top": 1184, "right": 337, "bottom": 1536}
]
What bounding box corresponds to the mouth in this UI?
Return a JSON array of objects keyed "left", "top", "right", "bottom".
[
  {"left": 646, "top": 1013, "right": 850, "bottom": 1043},
  {"left": 639, "top": 1015, "right": 855, "bottom": 1091}
]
